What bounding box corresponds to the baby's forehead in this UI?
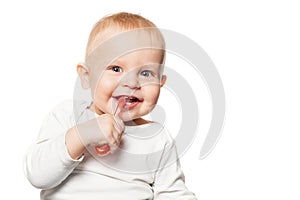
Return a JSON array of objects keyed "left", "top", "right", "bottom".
[
  {"left": 111, "top": 48, "right": 164, "bottom": 67},
  {"left": 86, "top": 28, "right": 165, "bottom": 68}
]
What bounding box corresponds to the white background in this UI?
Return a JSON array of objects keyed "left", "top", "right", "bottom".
[{"left": 1, "top": 0, "right": 300, "bottom": 199}]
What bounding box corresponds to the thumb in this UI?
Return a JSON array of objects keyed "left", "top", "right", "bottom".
[
  {"left": 114, "top": 97, "right": 126, "bottom": 118},
  {"left": 113, "top": 97, "right": 126, "bottom": 131}
]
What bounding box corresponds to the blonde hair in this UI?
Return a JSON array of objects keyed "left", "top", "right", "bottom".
[{"left": 85, "top": 12, "right": 165, "bottom": 60}]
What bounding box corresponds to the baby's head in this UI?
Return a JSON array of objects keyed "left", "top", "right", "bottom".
[{"left": 77, "top": 12, "right": 167, "bottom": 123}]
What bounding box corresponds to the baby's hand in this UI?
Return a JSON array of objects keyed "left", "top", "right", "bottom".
[
  {"left": 94, "top": 98, "right": 126, "bottom": 156},
  {"left": 94, "top": 113, "right": 125, "bottom": 154},
  {"left": 76, "top": 112, "right": 125, "bottom": 153}
]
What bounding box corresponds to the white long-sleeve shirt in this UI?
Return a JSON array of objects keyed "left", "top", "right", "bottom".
[{"left": 24, "top": 100, "right": 197, "bottom": 200}]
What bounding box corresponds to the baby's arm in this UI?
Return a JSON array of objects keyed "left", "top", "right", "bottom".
[
  {"left": 66, "top": 112, "right": 124, "bottom": 159},
  {"left": 153, "top": 141, "right": 198, "bottom": 199},
  {"left": 24, "top": 101, "right": 124, "bottom": 189},
  {"left": 24, "top": 104, "right": 81, "bottom": 189}
]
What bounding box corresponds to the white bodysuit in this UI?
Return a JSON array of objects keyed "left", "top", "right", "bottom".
[{"left": 24, "top": 100, "right": 197, "bottom": 200}]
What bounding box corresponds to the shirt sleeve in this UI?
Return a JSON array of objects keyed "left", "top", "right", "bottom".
[
  {"left": 153, "top": 140, "right": 198, "bottom": 200},
  {"left": 23, "top": 101, "right": 83, "bottom": 189}
]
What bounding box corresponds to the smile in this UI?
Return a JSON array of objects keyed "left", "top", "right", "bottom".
[{"left": 113, "top": 95, "right": 143, "bottom": 109}]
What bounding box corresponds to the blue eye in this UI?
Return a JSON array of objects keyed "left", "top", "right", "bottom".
[
  {"left": 110, "top": 66, "right": 123, "bottom": 73},
  {"left": 140, "top": 70, "right": 153, "bottom": 77}
]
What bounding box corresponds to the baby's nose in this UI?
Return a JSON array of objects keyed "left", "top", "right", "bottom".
[{"left": 120, "top": 71, "right": 140, "bottom": 89}]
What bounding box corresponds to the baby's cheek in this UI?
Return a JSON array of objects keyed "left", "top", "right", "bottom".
[
  {"left": 93, "top": 78, "right": 116, "bottom": 106},
  {"left": 144, "top": 86, "right": 160, "bottom": 104},
  {"left": 96, "top": 78, "right": 116, "bottom": 95}
]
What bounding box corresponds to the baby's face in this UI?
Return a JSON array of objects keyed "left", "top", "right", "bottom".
[{"left": 88, "top": 48, "right": 165, "bottom": 122}]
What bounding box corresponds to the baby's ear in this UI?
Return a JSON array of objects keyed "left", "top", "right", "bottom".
[
  {"left": 160, "top": 75, "right": 167, "bottom": 87},
  {"left": 77, "top": 63, "right": 90, "bottom": 89}
]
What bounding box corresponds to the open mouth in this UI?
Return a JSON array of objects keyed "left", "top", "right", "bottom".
[
  {"left": 114, "top": 95, "right": 142, "bottom": 103},
  {"left": 113, "top": 95, "right": 143, "bottom": 110}
]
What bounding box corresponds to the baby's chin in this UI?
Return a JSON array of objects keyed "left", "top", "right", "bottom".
[
  {"left": 117, "top": 111, "right": 139, "bottom": 122},
  {"left": 123, "top": 118, "right": 150, "bottom": 126},
  {"left": 118, "top": 110, "right": 149, "bottom": 125},
  {"left": 119, "top": 106, "right": 154, "bottom": 123}
]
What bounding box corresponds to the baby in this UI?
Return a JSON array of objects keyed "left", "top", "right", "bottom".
[{"left": 24, "top": 12, "right": 197, "bottom": 200}]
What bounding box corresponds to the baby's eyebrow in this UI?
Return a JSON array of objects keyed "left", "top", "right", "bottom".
[
  {"left": 141, "top": 63, "right": 163, "bottom": 70},
  {"left": 108, "top": 64, "right": 122, "bottom": 67},
  {"left": 141, "top": 62, "right": 162, "bottom": 67},
  {"left": 108, "top": 60, "right": 124, "bottom": 67}
]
